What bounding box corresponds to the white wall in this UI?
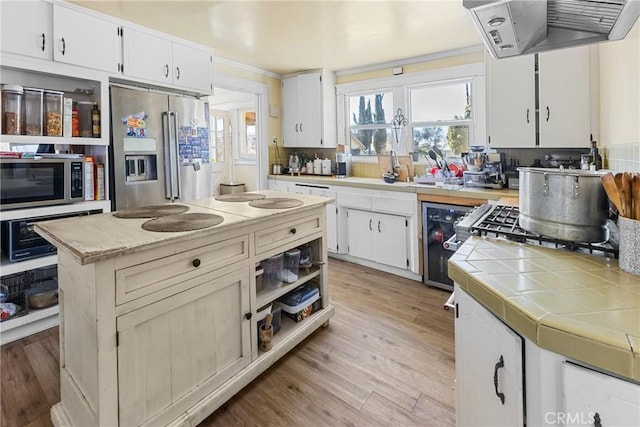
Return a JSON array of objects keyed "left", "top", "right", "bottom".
[{"left": 598, "top": 21, "right": 640, "bottom": 147}]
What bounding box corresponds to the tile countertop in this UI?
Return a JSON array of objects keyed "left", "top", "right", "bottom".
[
  {"left": 270, "top": 174, "right": 520, "bottom": 201},
  {"left": 448, "top": 236, "right": 640, "bottom": 383},
  {"left": 35, "top": 191, "right": 332, "bottom": 265}
]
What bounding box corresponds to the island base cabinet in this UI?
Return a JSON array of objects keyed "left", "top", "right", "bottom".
[
  {"left": 454, "top": 285, "right": 524, "bottom": 426},
  {"left": 563, "top": 362, "right": 640, "bottom": 427},
  {"left": 117, "top": 269, "right": 251, "bottom": 427}
]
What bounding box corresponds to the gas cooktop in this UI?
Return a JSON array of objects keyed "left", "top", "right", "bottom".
[{"left": 454, "top": 204, "right": 619, "bottom": 258}]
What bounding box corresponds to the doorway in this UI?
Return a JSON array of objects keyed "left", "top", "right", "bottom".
[{"left": 208, "top": 75, "right": 269, "bottom": 193}]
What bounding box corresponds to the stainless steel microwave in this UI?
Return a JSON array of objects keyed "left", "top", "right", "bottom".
[{"left": 0, "top": 158, "right": 84, "bottom": 210}]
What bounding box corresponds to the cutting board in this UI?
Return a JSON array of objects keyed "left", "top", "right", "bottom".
[{"left": 377, "top": 155, "right": 414, "bottom": 182}]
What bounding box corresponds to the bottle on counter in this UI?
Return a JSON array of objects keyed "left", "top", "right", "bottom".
[{"left": 91, "top": 102, "right": 101, "bottom": 138}]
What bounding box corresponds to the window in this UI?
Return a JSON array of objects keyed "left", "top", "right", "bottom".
[
  {"left": 336, "top": 62, "right": 485, "bottom": 161},
  {"left": 239, "top": 109, "right": 256, "bottom": 159},
  {"left": 410, "top": 81, "right": 472, "bottom": 157},
  {"left": 347, "top": 91, "right": 393, "bottom": 156}
]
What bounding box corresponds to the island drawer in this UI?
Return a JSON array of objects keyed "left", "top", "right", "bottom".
[
  {"left": 115, "top": 235, "right": 249, "bottom": 305},
  {"left": 254, "top": 213, "right": 322, "bottom": 255}
]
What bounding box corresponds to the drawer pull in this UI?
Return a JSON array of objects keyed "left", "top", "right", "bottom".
[
  {"left": 245, "top": 312, "right": 252, "bottom": 320},
  {"left": 493, "top": 355, "right": 505, "bottom": 405},
  {"left": 593, "top": 413, "right": 601, "bottom": 427},
  {"left": 192, "top": 258, "right": 201, "bottom": 268},
  {"left": 290, "top": 228, "right": 297, "bottom": 235}
]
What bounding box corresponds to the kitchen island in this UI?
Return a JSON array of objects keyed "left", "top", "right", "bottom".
[
  {"left": 449, "top": 236, "right": 640, "bottom": 426},
  {"left": 35, "top": 191, "right": 335, "bottom": 427}
]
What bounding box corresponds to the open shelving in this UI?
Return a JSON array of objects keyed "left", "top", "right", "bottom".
[{"left": 256, "top": 265, "right": 320, "bottom": 307}]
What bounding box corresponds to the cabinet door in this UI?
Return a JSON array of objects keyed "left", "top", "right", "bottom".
[
  {"left": 486, "top": 54, "right": 536, "bottom": 148},
  {"left": 172, "top": 42, "right": 212, "bottom": 92},
  {"left": 346, "top": 209, "right": 375, "bottom": 261},
  {"left": 122, "top": 27, "right": 172, "bottom": 85},
  {"left": 563, "top": 362, "right": 640, "bottom": 427},
  {"left": 117, "top": 269, "right": 251, "bottom": 427},
  {"left": 282, "top": 76, "right": 299, "bottom": 147},
  {"left": 374, "top": 212, "right": 408, "bottom": 269},
  {"left": 53, "top": 5, "right": 120, "bottom": 73},
  {"left": 326, "top": 202, "right": 338, "bottom": 253},
  {"left": 297, "top": 73, "right": 323, "bottom": 147},
  {"left": 538, "top": 47, "right": 591, "bottom": 148},
  {"left": 0, "top": 0, "right": 52, "bottom": 60},
  {"left": 455, "top": 286, "right": 524, "bottom": 426}
]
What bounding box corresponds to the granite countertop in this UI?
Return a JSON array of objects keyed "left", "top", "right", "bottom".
[
  {"left": 449, "top": 236, "right": 640, "bottom": 383},
  {"left": 35, "top": 191, "right": 331, "bottom": 265},
  {"left": 270, "top": 174, "right": 519, "bottom": 200}
]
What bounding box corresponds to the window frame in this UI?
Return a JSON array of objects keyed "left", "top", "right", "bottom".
[{"left": 336, "top": 62, "right": 485, "bottom": 163}]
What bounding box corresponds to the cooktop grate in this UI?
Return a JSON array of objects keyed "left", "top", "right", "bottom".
[{"left": 471, "top": 205, "right": 619, "bottom": 258}]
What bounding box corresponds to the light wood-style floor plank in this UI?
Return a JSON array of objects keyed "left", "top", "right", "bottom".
[{"left": 1, "top": 259, "right": 456, "bottom": 426}]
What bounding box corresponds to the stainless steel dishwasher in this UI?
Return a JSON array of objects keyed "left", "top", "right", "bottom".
[{"left": 422, "top": 202, "right": 472, "bottom": 290}]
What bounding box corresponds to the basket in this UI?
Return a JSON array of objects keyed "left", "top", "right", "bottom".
[{"left": 0, "top": 270, "right": 34, "bottom": 320}]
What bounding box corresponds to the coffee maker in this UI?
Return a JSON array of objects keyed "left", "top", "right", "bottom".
[{"left": 336, "top": 153, "right": 352, "bottom": 178}]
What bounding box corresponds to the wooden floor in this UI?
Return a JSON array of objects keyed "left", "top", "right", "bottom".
[{"left": 1, "top": 259, "right": 456, "bottom": 427}]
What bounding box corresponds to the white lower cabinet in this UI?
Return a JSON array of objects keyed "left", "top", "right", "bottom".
[
  {"left": 454, "top": 285, "right": 524, "bottom": 426},
  {"left": 455, "top": 285, "right": 640, "bottom": 427},
  {"left": 347, "top": 209, "right": 409, "bottom": 270},
  {"left": 563, "top": 362, "right": 640, "bottom": 427},
  {"left": 116, "top": 268, "right": 251, "bottom": 426}
]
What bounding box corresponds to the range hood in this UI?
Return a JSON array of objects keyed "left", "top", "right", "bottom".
[{"left": 464, "top": 0, "right": 640, "bottom": 59}]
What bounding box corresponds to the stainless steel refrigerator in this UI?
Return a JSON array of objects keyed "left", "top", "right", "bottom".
[{"left": 109, "top": 85, "right": 212, "bottom": 210}]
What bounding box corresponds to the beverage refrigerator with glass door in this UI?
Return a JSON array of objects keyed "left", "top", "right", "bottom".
[{"left": 422, "top": 202, "right": 472, "bottom": 290}]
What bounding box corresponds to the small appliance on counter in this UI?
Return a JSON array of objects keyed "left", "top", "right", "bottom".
[
  {"left": 336, "top": 153, "right": 352, "bottom": 178},
  {"left": 461, "top": 150, "right": 506, "bottom": 189}
]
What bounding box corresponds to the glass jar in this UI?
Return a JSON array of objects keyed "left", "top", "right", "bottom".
[
  {"left": 2, "top": 84, "right": 24, "bottom": 135},
  {"left": 77, "top": 101, "right": 92, "bottom": 137},
  {"left": 23, "top": 87, "right": 44, "bottom": 136},
  {"left": 44, "top": 90, "right": 63, "bottom": 136}
]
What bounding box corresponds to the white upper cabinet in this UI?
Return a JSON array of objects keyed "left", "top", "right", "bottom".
[
  {"left": 122, "top": 27, "right": 212, "bottom": 93},
  {"left": 171, "top": 42, "right": 212, "bottom": 93},
  {"left": 121, "top": 27, "right": 173, "bottom": 85},
  {"left": 282, "top": 70, "right": 336, "bottom": 148},
  {"left": 52, "top": 4, "right": 120, "bottom": 73},
  {"left": 538, "top": 48, "right": 591, "bottom": 148},
  {"left": 0, "top": 0, "right": 52, "bottom": 60},
  {"left": 486, "top": 46, "right": 594, "bottom": 148},
  {"left": 486, "top": 55, "right": 536, "bottom": 148}
]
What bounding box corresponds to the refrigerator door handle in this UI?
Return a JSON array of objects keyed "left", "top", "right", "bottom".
[
  {"left": 162, "top": 112, "right": 174, "bottom": 200},
  {"left": 171, "top": 112, "right": 182, "bottom": 200}
]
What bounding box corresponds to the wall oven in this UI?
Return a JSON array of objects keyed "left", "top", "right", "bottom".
[
  {"left": 0, "top": 158, "right": 84, "bottom": 210},
  {"left": 1, "top": 210, "right": 101, "bottom": 262}
]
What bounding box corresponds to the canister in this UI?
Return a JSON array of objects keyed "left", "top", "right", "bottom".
[
  {"left": 44, "top": 90, "right": 63, "bottom": 136},
  {"left": 283, "top": 249, "right": 301, "bottom": 283},
  {"left": 260, "top": 253, "right": 284, "bottom": 289},
  {"left": 322, "top": 158, "right": 332, "bottom": 175},
  {"left": 313, "top": 158, "right": 322, "bottom": 175},
  {"left": 77, "top": 101, "right": 93, "bottom": 137},
  {"left": 1, "top": 84, "right": 24, "bottom": 135},
  {"left": 23, "top": 87, "right": 43, "bottom": 136},
  {"left": 306, "top": 161, "right": 314, "bottom": 174}
]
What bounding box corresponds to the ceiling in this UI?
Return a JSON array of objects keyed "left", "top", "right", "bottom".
[{"left": 71, "top": 0, "right": 484, "bottom": 75}]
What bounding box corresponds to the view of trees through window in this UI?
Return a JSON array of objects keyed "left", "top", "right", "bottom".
[
  {"left": 349, "top": 92, "right": 393, "bottom": 155},
  {"left": 411, "top": 81, "right": 472, "bottom": 157}
]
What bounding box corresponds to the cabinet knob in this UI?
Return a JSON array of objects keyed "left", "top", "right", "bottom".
[
  {"left": 192, "top": 258, "right": 201, "bottom": 268},
  {"left": 593, "top": 413, "right": 601, "bottom": 427},
  {"left": 290, "top": 228, "right": 297, "bottom": 235},
  {"left": 245, "top": 312, "right": 252, "bottom": 320}
]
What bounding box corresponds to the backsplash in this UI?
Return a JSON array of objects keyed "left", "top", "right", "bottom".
[{"left": 603, "top": 141, "right": 640, "bottom": 172}]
